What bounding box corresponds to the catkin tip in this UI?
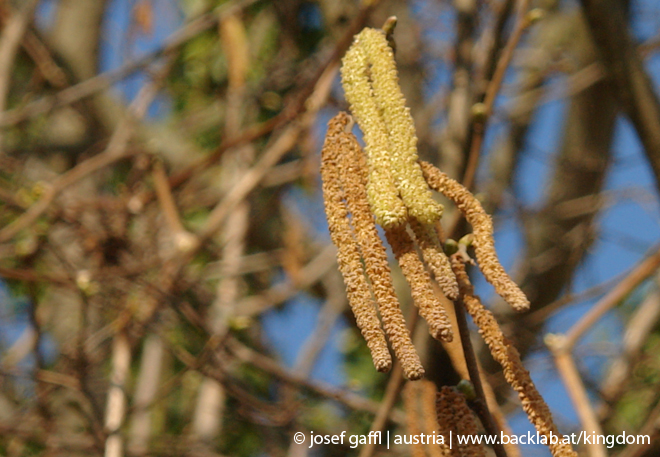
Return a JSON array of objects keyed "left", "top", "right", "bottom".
[{"left": 420, "top": 161, "right": 531, "bottom": 312}]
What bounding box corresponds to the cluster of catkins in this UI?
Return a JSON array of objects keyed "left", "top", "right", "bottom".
[
  {"left": 321, "top": 23, "right": 529, "bottom": 380},
  {"left": 402, "top": 380, "right": 484, "bottom": 457},
  {"left": 320, "top": 21, "right": 578, "bottom": 457}
]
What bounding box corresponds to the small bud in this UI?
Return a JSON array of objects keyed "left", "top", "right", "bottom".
[
  {"left": 526, "top": 8, "right": 545, "bottom": 24},
  {"left": 444, "top": 239, "right": 459, "bottom": 256},
  {"left": 128, "top": 195, "right": 144, "bottom": 214},
  {"left": 174, "top": 231, "right": 199, "bottom": 253},
  {"left": 470, "top": 103, "right": 488, "bottom": 123},
  {"left": 31, "top": 181, "right": 49, "bottom": 200},
  {"left": 230, "top": 315, "right": 252, "bottom": 331},
  {"left": 459, "top": 233, "right": 474, "bottom": 247},
  {"left": 382, "top": 16, "right": 397, "bottom": 36},
  {"left": 76, "top": 270, "right": 99, "bottom": 296},
  {"left": 457, "top": 379, "right": 477, "bottom": 401}
]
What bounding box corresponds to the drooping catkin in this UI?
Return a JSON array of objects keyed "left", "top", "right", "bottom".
[
  {"left": 420, "top": 161, "right": 530, "bottom": 312},
  {"left": 320, "top": 116, "right": 392, "bottom": 372},
  {"left": 436, "top": 387, "right": 486, "bottom": 457},
  {"left": 341, "top": 30, "right": 407, "bottom": 228},
  {"left": 403, "top": 382, "right": 429, "bottom": 457},
  {"left": 385, "top": 224, "right": 453, "bottom": 342},
  {"left": 403, "top": 381, "right": 451, "bottom": 457},
  {"left": 409, "top": 219, "right": 459, "bottom": 300},
  {"left": 450, "top": 257, "right": 578, "bottom": 457},
  {"left": 341, "top": 27, "right": 442, "bottom": 227},
  {"left": 420, "top": 381, "right": 451, "bottom": 457},
  {"left": 331, "top": 112, "right": 425, "bottom": 380}
]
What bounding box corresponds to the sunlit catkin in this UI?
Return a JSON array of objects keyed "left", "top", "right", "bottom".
[
  {"left": 451, "top": 257, "right": 578, "bottom": 457},
  {"left": 341, "top": 27, "right": 442, "bottom": 227},
  {"left": 329, "top": 112, "right": 424, "bottom": 380},
  {"left": 409, "top": 219, "right": 459, "bottom": 300},
  {"left": 385, "top": 224, "right": 453, "bottom": 342},
  {"left": 403, "top": 382, "right": 428, "bottom": 457},
  {"left": 404, "top": 380, "right": 451, "bottom": 457},
  {"left": 420, "top": 381, "right": 451, "bottom": 457},
  {"left": 341, "top": 29, "right": 407, "bottom": 227},
  {"left": 320, "top": 116, "right": 392, "bottom": 372},
  {"left": 420, "top": 161, "right": 530, "bottom": 312},
  {"left": 436, "top": 387, "right": 486, "bottom": 457}
]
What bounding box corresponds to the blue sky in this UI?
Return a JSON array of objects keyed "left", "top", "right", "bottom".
[{"left": 4, "top": 1, "right": 660, "bottom": 455}]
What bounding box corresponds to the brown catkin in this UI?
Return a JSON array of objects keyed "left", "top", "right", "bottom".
[
  {"left": 320, "top": 115, "right": 392, "bottom": 372},
  {"left": 403, "top": 381, "right": 450, "bottom": 457},
  {"left": 330, "top": 112, "right": 424, "bottom": 380},
  {"left": 420, "top": 381, "right": 451, "bottom": 457},
  {"left": 403, "top": 382, "right": 428, "bottom": 457},
  {"left": 385, "top": 224, "right": 453, "bottom": 342},
  {"left": 450, "top": 257, "right": 578, "bottom": 457},
  {"left": 420, "top": 161, "right": 530, "bottom": 312},
  {"left": 409, "top": 219, "right": 459, "bottom": 300},
  {"left": 436, "top": 387, "right": 486, "bottom": 457}
]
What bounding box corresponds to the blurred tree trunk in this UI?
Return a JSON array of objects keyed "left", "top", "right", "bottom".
[
  {"left": 495, "top": 10, "right": 618, "bottom": 358},
  {"left": 49, "top": 0, "right": 122, "bottom": 139},
  {"left": 50, "top": 0, "right": 106, "bottom": 81},
  {"left": 580, "top": 0, "right": 660, "bottom": 196}
]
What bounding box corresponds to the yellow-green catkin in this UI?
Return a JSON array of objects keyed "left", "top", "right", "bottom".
[
  {"left": 451, "top": 257, "right": 578, "bottom": 457},
  {"left": 341, "top": 27, "right": 442, "bottom": 227},
  {"left": 331, "top": 112, "right": 425, "bottom": 380},
  {"left": 341, "top": 29, "right": 407, "bottom": 227},
  {"left": 385, "top": 224, "right": 453, "bottom": 342},
  {"left": 420, "top": 161, "right": 530, "bottom": 312},
  {"left": 320, "top": 116, "right": 392, "bottom": 372}
]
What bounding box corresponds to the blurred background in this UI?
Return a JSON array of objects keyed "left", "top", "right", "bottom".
[{"left": 0, "top": 0, "right": 659, "bottom": 456}]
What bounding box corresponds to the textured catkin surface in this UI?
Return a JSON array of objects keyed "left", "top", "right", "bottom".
[
  {"left": 331, "top": 112, "right": 425, "bottom": 381},
  {"left": 340, "top": 31, "right": 407, "bottom": 228},
  {"left": 420, "top": 161, "right": 530, "bottom": 312},
  {"left": 384, "top": 223, "right": 453, "bottom": 343},
  {"left": 436, "top": 387, "right": 486, "bottom": 457},
  {"left": 341, "top": 28, "right": 442, "bottom": 227},
  {"left": 409, "top": 218, "right": 459, "bottom": 300},
  {"left": 402, "top": 383, "right": 428, "bottom": 457},
  {"left": 320, "top": 115, "right": 392, "bottom": 373},
  {"left": 419, "top": 381, "right": 451, "bottom": 457},
  {"left": 451, "top": 258, "right": 578, "bottom": 457}
]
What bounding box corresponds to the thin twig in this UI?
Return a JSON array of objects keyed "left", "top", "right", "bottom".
[
  {"left": 0, "top": 62, "right": 167, "bottom": 243},
  {"left": 0, "top": 0, "right": 261, "bottom": 128},
  {"left": 546, "top": 334, "right": 607, "bottom": 457},
  {"left": 565, "top": 244, "right": 660, "bottom": 349},
  {"left": 600, "top": 278, "right": 660, "bottom": 407},
  {"left": 454, "top": 295, "right": 509, "bottom": 457},
  {"left": 127, "top": 334, "right": 164, "bottom": 455},
  {"left": 0, "top": 0, "right": 40, "bottom": 151},
  {"left": 151, "top": 158, "right": 198, "bottom": 252},
  {"left": 195, "top": 61, "right": 337, "bottom": 246},
  {"left": 546, "top": 245, "right": 660, "bottom": 457},
  {"left": 104, "top": 333, "right": 131, "bottom": 457},
  {"left": 462, "top": 0, "right": 532, "bottom": 191},
  {"left": 357, "top": 363, "right": 405, "bottom": 457},
  {"left": 614, "top": 400, "right": 660, "bottom": 457},
  {"left": 0, "top": 3, "right": 68, "bottom": 88}
]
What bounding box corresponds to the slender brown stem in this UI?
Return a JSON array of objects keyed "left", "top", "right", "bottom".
[
  {"left": 454, "top": 296, "right": 509, "bottom": 457},
  {"left": 357, "top": 363, "right": 405, "bottom": 457}
]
